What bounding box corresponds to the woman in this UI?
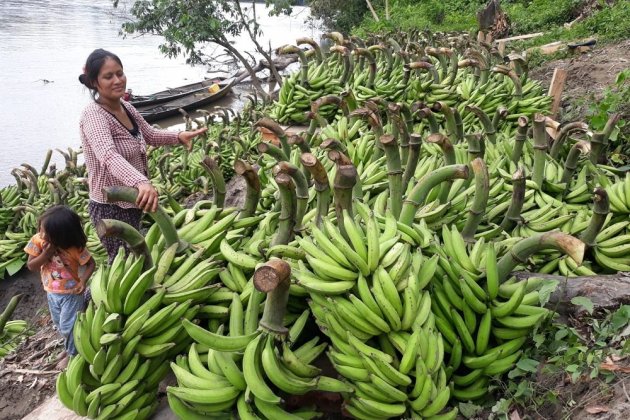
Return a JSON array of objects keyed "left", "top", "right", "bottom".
[{"left": 79, "top": 48, "right": 207, "bottom": 262}]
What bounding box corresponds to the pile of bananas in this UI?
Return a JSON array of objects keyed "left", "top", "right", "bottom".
[
  {"left": 0, "top": 29, "right": 613, "bottom": 420},
  {"left": 56, "top": 247, "right": 206, "bottom": 419},
  {"left": 0, "top": 295, "right": 28, "bottom": 358}
]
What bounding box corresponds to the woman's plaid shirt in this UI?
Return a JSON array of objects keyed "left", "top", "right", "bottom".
[{"left": 80, "top": 101, "right": 179, "bottom": 208}]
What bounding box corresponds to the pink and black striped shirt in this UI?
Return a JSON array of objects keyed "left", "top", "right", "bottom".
[{"left": 80, "top": 101, "right": 179, "bottom": 208}]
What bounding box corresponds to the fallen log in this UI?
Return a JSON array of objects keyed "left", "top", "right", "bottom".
[{"left": 513, "top": 271, "right": 630, "bottom": 315}]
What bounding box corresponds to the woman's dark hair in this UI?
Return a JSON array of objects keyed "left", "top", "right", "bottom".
[
  {"left": 78, "top": 49, "right": 123, "bottom": 100},
  {"left": 38, "top": 206, "right": 87, "bottom": 250}
]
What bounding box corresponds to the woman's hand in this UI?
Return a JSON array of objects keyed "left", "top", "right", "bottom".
[
  {"left": 136, "top": 182, "right": 159, "bottom": 213},
  {"left": 178, "top": 127, "right": 208, "bottom": 151}
]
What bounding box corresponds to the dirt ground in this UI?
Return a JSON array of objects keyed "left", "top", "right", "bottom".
[
  {"left": 0, "top": 269, "right": 62, "bottom": 420},
  {"left": 0, "top": 39, "right": 629, "bottom": 420},
  {"left": 529, "top": 39, "right": 630, "bottom": 125}
]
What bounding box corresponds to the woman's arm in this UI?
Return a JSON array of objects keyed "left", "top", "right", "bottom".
[{"left": 127, "top": 103, "right": 207, "bottom": 149}]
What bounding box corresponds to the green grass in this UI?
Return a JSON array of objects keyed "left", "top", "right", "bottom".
[{"left": 353, "top": 0, "right": 630, "bottom": 59}]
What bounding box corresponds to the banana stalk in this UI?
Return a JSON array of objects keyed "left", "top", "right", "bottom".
[
  {"left": 560, "top": 140, "right": 590, "bottom": 184},
  {"left": 200, "top": 157, "right": 226, "bottom": 208},
  {"left": 468, "top": 136, "right": 486, "bottom": 167},
  {"left": 388, "top": 103, "right": 410, "bottom": 163},
  {"left": 279, "top": 45, "right": 309, "bottom": 86},
  {"left": 497, "top": 232, "right": 586, "bottom": 282},
  {"left": 353, "top": 48, "right": 377, "bottom": 88},
  {"left": 255, "top": 259, "right": 292, "bottom": 335},
  {"left": 400, "top": 164, "right": 470, "bottom": 226},
  {"left": 491, "top": 65, "right": 522, "bottom": 99},
  {"left": 312, "top": 95, "right": 349, "bottom": 118},
  {"left": 466, "top": 105, "right": 496, "bottom": 144},
  {"left": 274, "top": 162, "right": 308, "bottom": 233},
  {"left": 296, "top": 37, "right": 323, "bottom": 63},
  {"left": 492, "top": 106, "right": 509, "bottom": 131},
  {"left": 589, "top": 132, "right": 607, "bottom": 165},
  {"left": 103, "top": 186, "right": 183, "bottom": 252},
  {"left": 41, "top": 149, "right": 53, "bottom": 175},
  {"left": 511, "top": 116, "right": 529, "bottom": 164},
  {"left": 531, "top": 113, "right": 548, "bottom": 188},
  {"left": 95, "top": 219, "right": 152, "bottom": 268},
  {"left": 257, "top": 142, "right": 289, "bottom": 162},
  {"left": 415, "top": 106, "right": 440, "bottom": 134},
  {"left": 330, "top": 46, "right": 353, "bottom": 86},
  {"left": 500, "top": 167, "right": 526, "bottom": 230},
  {"left": 380, "top": 134, "right": 404, "bottom": 218},
  {"left": 271, "top": 173, "right": 296, "bottom": 247},
  {"left": 254, "top": 118, "right": 291, "bottom": 159},
  {"left": 403, "top": 133, "right": 422, "bottom": 187},
  {"left": 549, "top": 122, "right": 589, "bottom": 159},
  {"left": 234, "top": 160, "right": 261, "bottom": 219},
  {"left": 332, "top": 162, "right": 357, "bottom": 238},
  {"left": 300, "top": 153, "right": 330, "bottom": 228},
  {"left": 0, "top": 294, "right": 23, "bottom": 334},
  {"left": 432, "top": 102, "right": 458, "bottom": 144},
  {"left": 579, "top": 188, "right": 609, "bottom": 247},
  {"left": 427, "top": 133, "right": 456, "bottom": 203},
  {"left": 462, "top": 158, "right": 490, "bottom": 241}
]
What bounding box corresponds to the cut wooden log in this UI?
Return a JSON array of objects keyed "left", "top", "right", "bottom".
[
  {"left": 548, "top": 68, "right": 568, "bottom": 120},
  {"left": 494, "top": 32, "right": 544, "bottom": 43},
  {"left": 513, "top": 271, "right": 630, "bottom": 315}
]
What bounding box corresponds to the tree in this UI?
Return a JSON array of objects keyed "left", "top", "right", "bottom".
[
  {"left": 308, "top": 0, "right": 370, "bottom": 33},
  {"left": 112, "top": 0, "right": 293, "bottom": 99}
]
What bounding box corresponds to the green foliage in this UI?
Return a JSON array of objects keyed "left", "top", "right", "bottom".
[
  {"left": 308, "top": 0, "right": 370, "bottom": 33},
  {"left": 493, "top": 305, "right": 630, "bottom": 416},
  {"left": 587, "top": 69, "right": 630, "bottom": 165},
  {"left": 114, "top": 0, "right": 292, "bottom": 64},
  {"left": 503, "top": 0, "right": 584, "bottom": 35},
  {"left": 354, "top": 0, "right": 477, "bottom": 36}
]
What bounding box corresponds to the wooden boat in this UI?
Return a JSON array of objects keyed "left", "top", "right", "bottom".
[
  {"left": 136, "top": 78, "right": 235, "bottom": 123},
  {"left": 129, "top": 77, "right": 229, "bottom": 107}
]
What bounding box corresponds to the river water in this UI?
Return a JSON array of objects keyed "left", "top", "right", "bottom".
[{"left": 0, "top": 0, "right": 319, "bottom": 186}]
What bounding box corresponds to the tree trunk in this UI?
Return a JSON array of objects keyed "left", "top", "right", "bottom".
[
  {"left": 235, "top": 0, "right": 283, "bottom": 88},
  {"left": 219, "top": 41, "right": 270, "bottom": 101},
  {"left": 513, "top": 271, "right": 630, "bottom": 315},
  {"left": 365, "top": 0, "right": 380, "bottom": 21}
]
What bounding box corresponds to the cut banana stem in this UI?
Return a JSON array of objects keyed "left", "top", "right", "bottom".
[
  {"left": 200, "top": 157, "right": 226, "bottom": 208},
  {"left": 256, "top": 259, "right": 291, "bottom": 335},
  {"left": 509, "top": 116, "right": 529, "bottom": 164},
  {"left": 400, "top": 164, "right": 470, "bottom": 226},
  {"left": 96, "top": 219, "right": 152, "bottom": 269},
  {"left": 560, "top": 140, "right": 590, "bottom": 184},
  {"left": 497, "top": 232, "right": 586, "bottom": 282},
  {"left": 103, "top": 186, "right": 184, "bottom": 252},
  {"left": 380, "top": 134, "right": 403, "bottom": 218},
  {"left": 549, "top": 121, "right": 589, "bottom": 159},
  {"left": 462, "top": 158, "right": 490, "bottom": 242},
  {"left": 579, "top": 188, "right": 610, "bottom": 247},
  {"left": 300, "top": 153, "right": 331, "bottom": 228},
  {"left": 233, "top": 160, "right": 261, "bottom": 219},
  {"left": 271, "top": 173, "right": 297, "bottom": 247},
  {"left": 500, "top": 167, "right": 526, "bottom": 230}
]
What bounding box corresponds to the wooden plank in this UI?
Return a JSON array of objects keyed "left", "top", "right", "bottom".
[
  {"left": 498, "top": 41, "right": 506, "bottom": 56},
  {"left": 548, "top": 68, "right": 568, "bottom": 119},
  {"left": 494, "top": 32, "right": 544, "bottom": 43}
]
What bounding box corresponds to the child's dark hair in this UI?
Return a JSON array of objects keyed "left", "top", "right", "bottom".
[
  {"left": 38, "top": 206, "right": 87, "bottom": 250},
  {"left": 78, "top": 48, "right": 123, "bottom": 100}
]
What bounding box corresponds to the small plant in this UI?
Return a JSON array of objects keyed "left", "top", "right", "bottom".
[
  {"left": 586, "top": 69, "right": 630, "bottom": 164},
  {"left": 491, "top": 303, "right": 630, "bottom": 418}
]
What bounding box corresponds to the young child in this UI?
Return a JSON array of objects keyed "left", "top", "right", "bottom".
[{"left": 25, "top": 205, "right": 95, "bottom": 369}]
